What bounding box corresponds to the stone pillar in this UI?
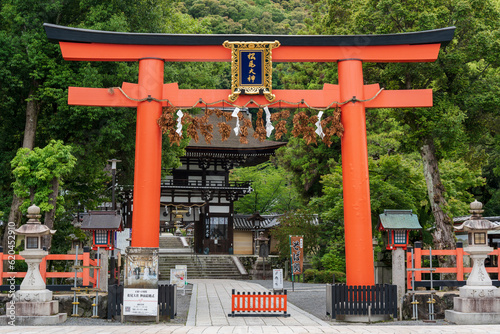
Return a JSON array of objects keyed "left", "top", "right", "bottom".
[
  {"left": 98, "top": 247, "right": 108, "bottom": 292},
  {"left": 392, "top": 248, "right": 406, "bottom": 302}
]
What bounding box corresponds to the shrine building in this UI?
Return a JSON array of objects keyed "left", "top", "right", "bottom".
[{"left": 123, "top": 112, "right": 285, "bottom": 255}]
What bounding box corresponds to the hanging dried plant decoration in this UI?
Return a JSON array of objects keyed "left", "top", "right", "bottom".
[
  {"left": 217, "top": 122, "right": 231, "bottom": 142},
  {"left": 271, "top": 109, "right": 290, "bottom": 140},
  {"left": 157, "top": 106, "right": 182, "bottom": 146},
  {"left": 320, "top": 105, "right": 344, "bottom": 147},
  {"left": 253, "top": 108, "right": 267, "bottom": 142},
  {"left": 158, "top": 104, "right": 344, "bottom": 147},
  {"left": 291, "top": 111, "right": 317, "bottom": 145}
]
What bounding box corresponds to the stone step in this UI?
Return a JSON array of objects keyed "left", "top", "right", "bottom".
[
  {"left": 157, "top": 254, "right": 248, "bottom": 280},
  {"left": 159, "top": 236, "right": 185, "bottom": 248}
]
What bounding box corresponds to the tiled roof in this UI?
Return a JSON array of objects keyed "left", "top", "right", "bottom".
[
  {"left": 233, "top": 214, "right": 319, "bottom": 230},
  {"left": 378, "top": 210, "right": 422, "bottom": 230},
  {"left": 233, "top": 214, "right": 281, "bottom": 230},
  {"left": 81, "top": 211, "right": 123, "bottom": 230}
]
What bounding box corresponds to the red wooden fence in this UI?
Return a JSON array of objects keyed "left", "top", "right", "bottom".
[
  {"left": 0, "top": 250, "right": 98, "bottom": 287},
  {"left": 406, "top": 242, "right": 500, "bottom": 289},
  {"left": 229, "top": 290, "right": 290, "bottom": 317}
]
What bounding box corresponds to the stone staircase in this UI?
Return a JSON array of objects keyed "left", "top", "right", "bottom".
[
  {"left": 159, "top": 234, "right": 191, "bottom": 253},
  {"left": 158, "top": 235, "right": 248, "bottom": 280},
  {"left": 158, "top": 254, "right": 248, "bottom": 281}
]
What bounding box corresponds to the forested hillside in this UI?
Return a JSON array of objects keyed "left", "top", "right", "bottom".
[{"left": 1, "top": 0, "right": 499, "bottom": 274}]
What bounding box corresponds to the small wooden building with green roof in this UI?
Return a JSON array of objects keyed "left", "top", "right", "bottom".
[{"left": 377, "top": 209, "right": 422, "bottom": 250}]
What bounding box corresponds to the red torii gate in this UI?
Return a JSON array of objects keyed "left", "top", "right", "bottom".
[{"left": 45, "top": 24, "right": 454, "bottom": 286}]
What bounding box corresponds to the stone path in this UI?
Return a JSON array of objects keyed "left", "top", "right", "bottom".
[
  {"left": 2, "top": 279, "right": 500, "bottom": 333},
  {"left": 186, "top": 279, "right": 329, "bottom": 327}
]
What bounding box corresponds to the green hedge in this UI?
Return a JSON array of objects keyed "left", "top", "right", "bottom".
[{"left": 303, "top": 269, "right": 346, "bottom": 283}]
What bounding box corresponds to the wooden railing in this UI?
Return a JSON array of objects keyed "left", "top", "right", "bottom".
[
  {"left": 0, "top": 247, "right": 98, "bottom": 288},
  {"left": 406, "top": 241, "right": 500, "bottom": 289},
  {"left": 162, "top": 179, "right": 251, "bottom": 188},
  {"left": 228, "top": 289, "right": 290, "bottom": 317}
]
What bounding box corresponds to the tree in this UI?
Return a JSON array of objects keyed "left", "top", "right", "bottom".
[
  {"left": 0, "top": 0, "right": 202, "bottom": 251},
  {"left": 309, "top": 0, "right": 500, "bottom": 254},
  {"left": 11, "top": 140, "right": 76, "bottom": 249},
  {"left": 270, "top": 210, "right": 320, "bottom": 261},
  {"left": 230, "top": 161, "right": 303, "bottom": 214}
]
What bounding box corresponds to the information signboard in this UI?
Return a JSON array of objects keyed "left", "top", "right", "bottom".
[
  {"left": 123, "top": 288, "right": 158, "bottom": 316},
  {"left": 170, "top": 268, "right": 186, "bottom": 290},
  {"left": 273, "top": 269, "right": 283, "bottom": 290}
]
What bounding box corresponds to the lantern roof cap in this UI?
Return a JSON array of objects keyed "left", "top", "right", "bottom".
[
  {"left": 14, "top": 204, "right": 56, "bottom": 236},
  {"left": 454, "top": 200, "right": 500, "bottom": 232},
  {"left": 378, "top": 210, "right": 422, "bottom": 230}
]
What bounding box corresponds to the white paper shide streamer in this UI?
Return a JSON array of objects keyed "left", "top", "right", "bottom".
[
  {"left": 232, "top": 107, "right": 240, "bottom": 136},
  {"left": 176, "top": 109, "right": 183, "bottom": 135},
  {"left": 315, "top": 111, "right": 325, "bottom": 138},
  {"left": 264, "top": 106, "right": 274, "bottom": 137}
]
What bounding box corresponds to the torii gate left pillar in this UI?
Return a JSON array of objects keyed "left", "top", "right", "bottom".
[
  {"left": 45, "top": 24, "right": 454, "bottom": 287},
  {"left": 131, "top": 59, "right": 164, "bottom": 248}
]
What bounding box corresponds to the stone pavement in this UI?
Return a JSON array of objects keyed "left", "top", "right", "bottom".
[
  {"left": 186, "top": 279, "right": 329, "bottom": 326},
  {"left": 1, "top": 279, "right": 500, "bottom": 333}
]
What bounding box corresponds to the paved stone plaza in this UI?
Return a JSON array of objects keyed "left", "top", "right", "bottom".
[{"left": 1, "top": 279, "right": 500, "bottom": 333}]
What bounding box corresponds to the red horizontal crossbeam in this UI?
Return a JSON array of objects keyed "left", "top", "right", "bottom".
[
  {"left": 68, "top": 83, "right": 432, "bottom": 109},
  {"left": 59, "top": 42, "right": 441, "bottom": 63}
]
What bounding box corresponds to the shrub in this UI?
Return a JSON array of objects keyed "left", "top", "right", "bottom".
[{"left": 303, "top": 268, "right": 346, "bottom": 283}]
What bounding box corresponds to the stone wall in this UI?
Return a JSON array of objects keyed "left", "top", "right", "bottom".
[
  {"left": 0, "top": 294, "right": 108, "bottom": 318},
  {"left": 402, "top": 292, "right": 457, "bottom": 320}
]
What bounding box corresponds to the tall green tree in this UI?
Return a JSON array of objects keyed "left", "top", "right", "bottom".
[
  {"left": 310, "top": 0, "right": 500, "bottom": 252},
  {"left": 11, "top": 140, "right": 76, "bottom": 249},
  {"left": 230, "top": 161, "right": 304, "bottom": 214},
  {"left": 0, "top": 0, "right": 203, "bottom": 251}
]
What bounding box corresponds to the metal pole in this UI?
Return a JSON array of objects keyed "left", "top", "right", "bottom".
[
  {"left": 428, "top": 247, "right": 435, "bottom": 321},
  {"left": 92, "top": 250, "right": 100, "bottom": 318},
  {"left": 72, "top": 245, "right": 79, "bottom": 317},
  {"left": 111, "top": 167, "right": 116, "bottom": 211}
]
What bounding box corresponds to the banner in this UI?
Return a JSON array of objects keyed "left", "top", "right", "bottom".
[{"left": 290, "top": 235, "right": 303, "bottom": 275}]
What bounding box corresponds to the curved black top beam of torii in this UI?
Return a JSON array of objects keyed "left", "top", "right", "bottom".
[{"left": 44, "top": 23, "right": 455, "bottom": 46}]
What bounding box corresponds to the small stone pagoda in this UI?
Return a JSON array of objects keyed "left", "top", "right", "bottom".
[{"left": 445, "top": 200, "right": 500, "bottom": 324}]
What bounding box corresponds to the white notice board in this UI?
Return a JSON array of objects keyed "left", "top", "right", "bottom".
[
  {"left": 273, "top": 269, "right": 283, "bottom": 290},
  {"left": 123, "top": 288, "right": 158, "bottom": 316}
]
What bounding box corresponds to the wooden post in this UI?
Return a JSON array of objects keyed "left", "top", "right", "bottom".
[
  {"left": 456, "top": 242, "right": 464, "bottom": 281},
  {"left": 0, "top": 248, "right": 4, "bottom": 283},
  {"left": 414, "top": 241, "right": 422, "bottom": 281},
  {"left": 40, "top": 256, "right": 47, "bottom": 283},
  {"left": 83, "top": 247, "right": 90, "bottom": 286}
]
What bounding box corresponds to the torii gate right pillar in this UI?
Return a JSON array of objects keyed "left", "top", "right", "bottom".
[{"left": 338, "top": 59, "right": 374, "bottom": 285}]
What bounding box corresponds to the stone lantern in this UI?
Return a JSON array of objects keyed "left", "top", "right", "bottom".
[
  {"left": 14, "top": 204, "right": 56, "bottom": 294},
  {"left": 445, "top": 200, "right": 500, "bottom": 324},
  {"left": 12, "top": 204, "right": 66, "bottom": 325}
]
